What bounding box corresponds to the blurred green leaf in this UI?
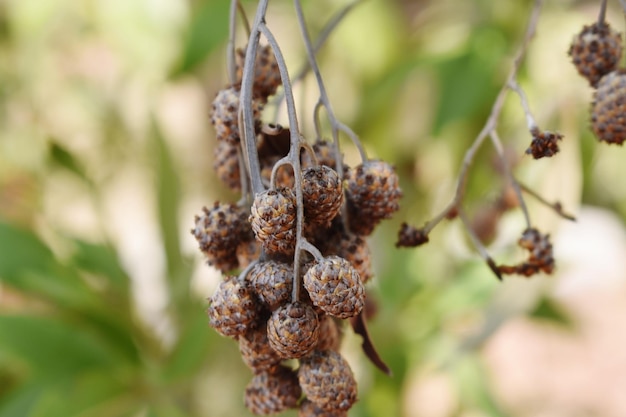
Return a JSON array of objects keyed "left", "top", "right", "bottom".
[
  {"left": 70, "top": 239, "right": 130, "bottom": 294},
  {"left": 0, "top": 375, "right": 133, "bottom": 417},
  {"left": 163, "top": 304, "right": 212, "bottom": 382},
  {"left": 455, "top": 355, "right": 507, "bottom": 417},
  {"left": 172, "top": 0, "right": 230, "bottom": 76},
  {"left": 150, "top": 119, "right": 193, "bottom": 309},
  {"left": 0, "top": 381, "right": 42, "bottom": 417},
  {"left": 0, "top": 315, "right": 117, "bottom": 375},
  {"left": 48, "top": 141, "right": 89, "bottom": 184},
  {"left": 529, "top": 296, "right": 574, "bottom": 329},
  {"left": 0, "top": 221, "right": 56, "bottom": 279},
  {"left": 0, "top": 222, "right": 97, "bottom": 309}
]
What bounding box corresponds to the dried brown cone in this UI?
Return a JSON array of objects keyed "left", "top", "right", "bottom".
[
  {"left": 299, "top": 399, "right": 348, "bottom": 417},
  {"left": 250, "top": 187, "right": 297, "bottom": 256},
  {"left": 191, "top": 202, "right": 250, "bottom": 272},
  {"left": 213, "top": 140, "right": 241, "bottom": 192},
  {"left": 498, "top": 228, "right": 555, "bottom": 277},
  {"left": 210, "top": 85, "right": 262, "bottom": 145},
  {"left": 207, "top": 276, "right": 261, "bottom": 338},
  {"left": 396, "top": 223, "right": 429, "bottom": 247},
  {"left": 526, "top": 127, "right": 563, "bottom": 159},
  {"left": 302, "top": 166, "right": 343, "bottom": 228},
  {"left": 247, "top": 260, "right": 294, "bottom": 310},
  {"left": 591, "top": 69, "right": 626, "bottom": 145},
  {"left": 298, "top": 350, "right": 357, "bottom": 412},
  {"left": 236, "top": 238, "right": 262, "bottom": 270},
  {"left": 346, "top": 160, "right": 402, "bottom": 236},
  {"left": 303, "top": 256, "right": 364, "bottom": 319},
  {"left": 267, "top": 302, "right": 320, "bottom": 359},
  {"left": 236, "top": 44, "right": 282, "bottom": 100},
  {"left": 569, "top": 22, "right": 622, "bottom": 87},
  {"left": 315, "top": 314, "right": 342, "bottom": 352},
  {"left": 326, "top": 232, "right": 373, "bottom": 284},
  {"left": 260, "top": 156, "right": 295, "bottom": 189},
  {"left": 301, "top": 139, "right": 342, "bottom": 171},
  {"left": 239, "top": 325, "right": 282, "bottom": 374},
  {"left": 244, "top": 366, "right": 301, "bottom": 415}
]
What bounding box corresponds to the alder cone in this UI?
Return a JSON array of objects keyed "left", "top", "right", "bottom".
[
  {"left": 236, "top": 238, "right": 261, "bottom": 270},
  {"left": 239, "top": 325, "right": 282, "bottom": 374},
  {"left": 210, "top": 86, "right": 262, "bottom": 145},
  {"left": 591, "top": 70, "right": 626, "bottom": 145},
  {"left": 569, "top": 22, "right": 622, "bottom": 87},
  {"left": 213, "top": 140, "right": 241, "bottom": 191},
  {"left": 249, "top": 188, "right": 297, "bottom": 256},
  {"left": 267, "top": 302, "right": 320, "bottom": 359},
  {"left": 207, "top": 276, "right": 261, "bottom": 338},
  {"left": 346, "top": 160, "right": 402, "bottom": 235},
  {"left": 315, "top": 314, "right": 342, "bottom": 352},
  {"left": 244, "top": 366, "right": 301, "bottom": 415},
  {"left": 302, "top": 166, "right": 343, "bottom": 228},
  {"left": 301, "top": 139, "right": 343, "bottom": 172},
  {"left": 299, "top": 400, "right": 348, "bottom": 417},
  {"left": 327, "top": 232, "right": 373, "bottom": 284},
  {"left": 191, "top": 202, "right": 250, "bottom": 273},
  {"left": 248, "top": 260, "right": 294, "bottom": 310},
  {"left": 298, "top": 350, "right": 357, "bottom": 412},
  {"left": 304, "top": 256, "right": 364, "bottom": 319},
  {"left": 236, "top": 44, "right": 282, "bottom": 99}
]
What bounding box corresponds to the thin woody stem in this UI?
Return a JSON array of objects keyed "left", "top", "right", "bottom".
[
  {"left": 489, "top": 131, "right": 531, "bottom": 228},
  {"left": 239, "top": 0, "right": 270, "bottom": 195},
  {"left": 508, "top": 79, "right": 537, "bottom": 131},
  {"left": 294, "top": 0, "right": 368, "bottom": 164},
  {"left": 518, "top": 181, "right": 577, "bottom": 221},
  {"left": 420, "top": 0, "right": 543, "bottom": 236},
  {"left": 271, "top": 1, "right": 361, "bottom": 118},
  {"left": 458, "top": 208, "right": 502, "bottom": 280},
  {"left": 227, "top": 0, "right": 239, "bottom": 85},
  {"left": 258, "top": 22, "right": 307, "bottom": 303},
  {"left": 598, "top": 0, "right": 608, "bottom": 25}
]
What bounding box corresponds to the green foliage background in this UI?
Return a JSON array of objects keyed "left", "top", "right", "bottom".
[{"left": 1, "top": 0, "right": 624, "bottom": 416}]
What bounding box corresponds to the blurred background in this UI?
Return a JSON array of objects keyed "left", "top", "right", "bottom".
[{"left": 2, "top": 0, "right": 626, "bottom": 416}]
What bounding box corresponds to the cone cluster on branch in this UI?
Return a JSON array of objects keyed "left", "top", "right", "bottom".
[
  {"left": 193, "top": 40, "right": 402, "bottom": 416},
  {"left": 569, "top": 15, "right": 626, "bottom": 145}
]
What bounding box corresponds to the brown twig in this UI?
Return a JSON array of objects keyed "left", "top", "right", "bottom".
[{"left": 403, "top": 0, "right": 544, "bottom": 240}]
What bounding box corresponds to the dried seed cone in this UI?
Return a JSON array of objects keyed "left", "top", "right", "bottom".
[
  {"left": 267, "top": 302, "right": 320, "bottom": 359},
  {"left": 569, "top": 22, "right": 622, "bottom": 87},
  {"left": 213, "top": 140, "right": 241, "bottom": 191},
  {"left": 346, "top": 160, "right": 402, "bottom": 236},
  {"left": 210, "top": 86, "right": 262, "bottom": 144},
  {"left": 239, "top": 325, "right": 282, "bottom": 373},
  {"left": 591, "top": 69, "right": 626, "bottom": 145},
  {"left": 304, "top": 256, "right": 364, "bottom": 319},
  {"left": 244, "top": 366, "right": 301, "bottom": 415},
  {"left": 261, "top": 156, "right": 295, "bottom": 188},
  {"left": 327, "top": 232, "right": 373, "bottom": 284},
  {"left": 301, "top": 139, "right": 341, "bottom": 171},
  {"left": 302, "top": 166, "right": 343, "bottom": 228},
  {"left": 192, "top": 202, "right": 250, "bottom": 272},
  {"left": 236, "top": 239, "right": 261, "bottom": 270},
  {"left": 248, "top": 260, "right": 294, "bottom": 310},
  {"left": 298, "top": 350, "right": 357, "bottom": 412},
  {"left": 315, "top": 314, "right": 342, "bottom": 352},
  {"left": 208, "top": 276, "right": 261, "bottom": 338},
  {"left": 236, "top": 44, "right": 282, "bottom": 99},
  {"left": 299, "top": 400, "right": 348, "bottom": 417},
  {"left": 249, "top": 188, "right": 297, "bottom": 256}
]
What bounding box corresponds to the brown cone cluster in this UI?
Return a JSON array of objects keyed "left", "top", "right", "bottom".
[
  {"left": 569, "top": 16, "right": 626, "bottom": 146},
  {"left": 196, "top": 39, "right": 402, "bottom": 416},
  {"left": 569, "top": 22, "right": 622, "bottom": 88},
  {"left": 591, "top": 69, "right": 626, "bottom": 145}
]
